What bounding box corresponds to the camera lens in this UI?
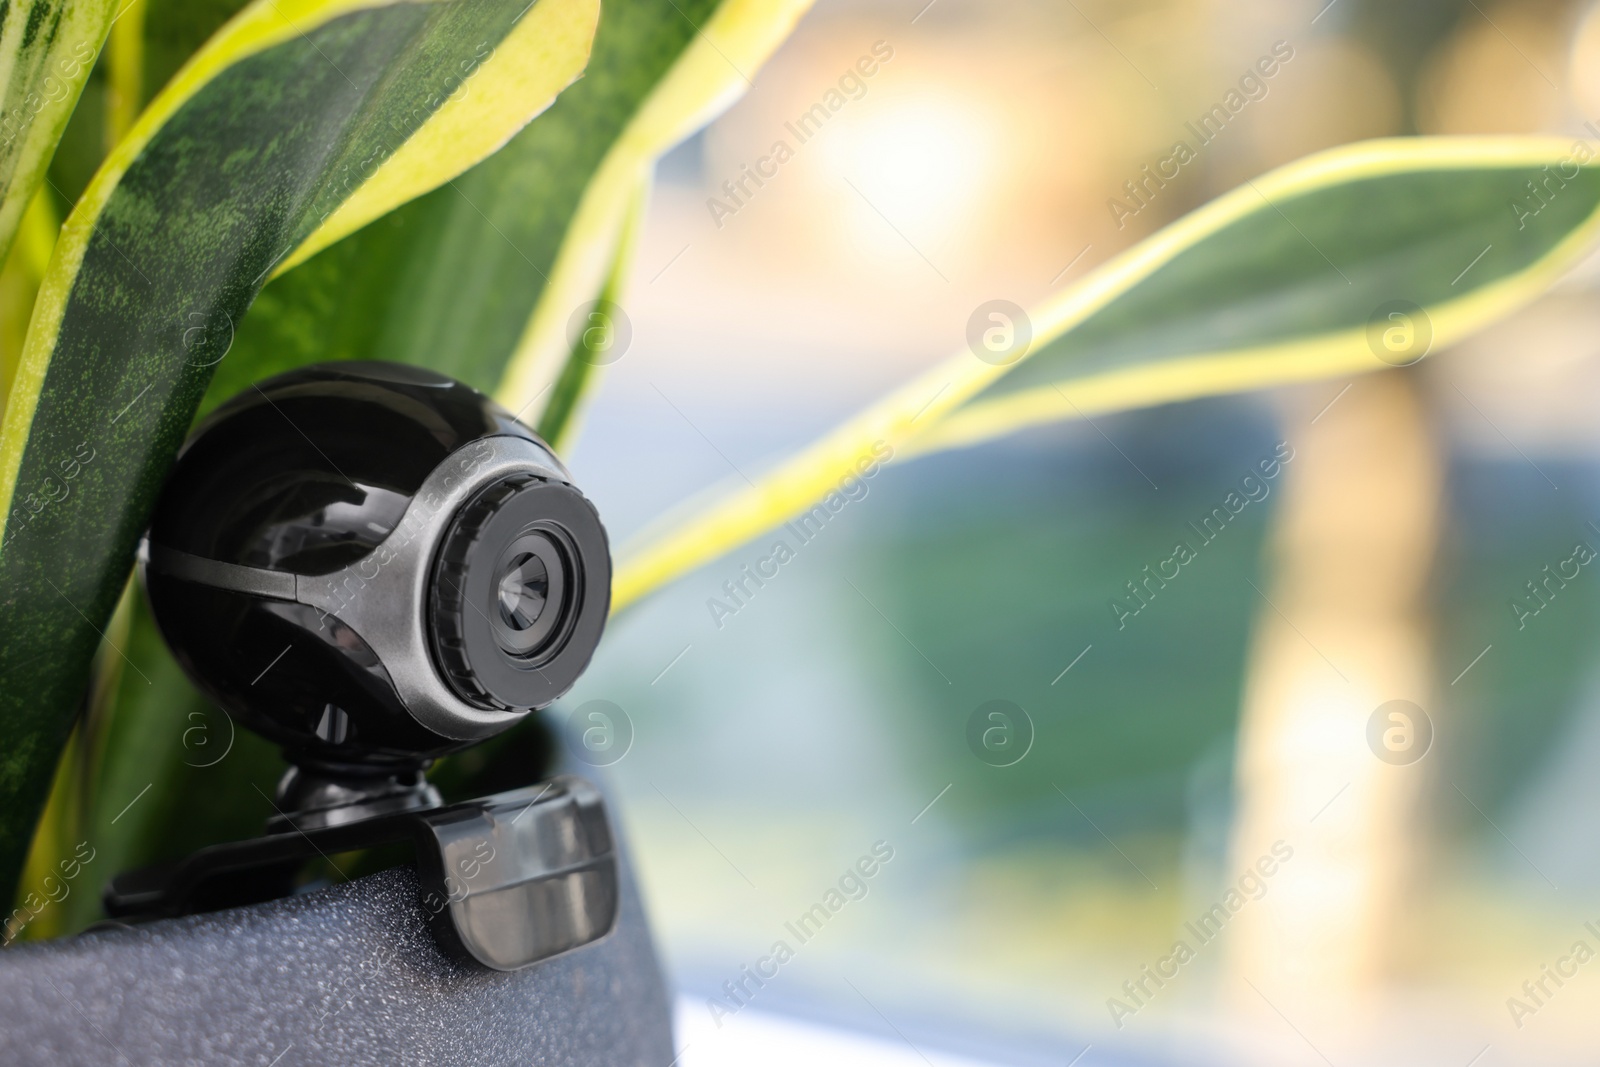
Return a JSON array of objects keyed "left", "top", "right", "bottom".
[
  {"left": 491, "top": 531, "right": 568, "bottom": 658},
  {"left": 497, "top": 544, "right": 549, "bottom": 632}
]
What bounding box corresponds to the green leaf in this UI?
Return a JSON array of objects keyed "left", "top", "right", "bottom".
[
  {"left": 489, "top": 0, "right": 814, "bottom": 418},
  {"left": 914, "top": 137, "right": 1600, "bottom": 454},
  {"left": 0, "top": 0, "right": 602, "bottom": 898},
  {"left": 612, "top": 136, "right": 1600, "bottom": 611},
  {"left": 202, "top": 0, "right": 812, "bottom": 406},
  {"left": 0, "top": 189, "right": 58, "bottom": 411},
  {"left": 536, "top": 172, "right": 647, "bottom": 450},
  {"left": 0, "top": 0, "right": 117, "bottom": 265}
]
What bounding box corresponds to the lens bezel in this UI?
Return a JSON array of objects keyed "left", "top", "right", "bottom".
[{"left": 429, "top": 474, "right": 610, "bottom": 712}]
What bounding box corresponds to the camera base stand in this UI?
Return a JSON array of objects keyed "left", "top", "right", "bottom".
[{"left": 104, "top": 775, "right": 617, "bottom": 972}]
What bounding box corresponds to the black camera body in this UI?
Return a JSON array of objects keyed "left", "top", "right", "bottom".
[
  {"left": 144, "top": 361, "right": 610, "bottom": 770},
  {"left": 104, "top": 363, "right": 645, "bottom": 983},
  {"left": 142, "top": 362, "right": 612, "bottom": 834}
]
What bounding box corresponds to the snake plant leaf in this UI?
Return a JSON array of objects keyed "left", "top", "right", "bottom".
[
  {"left": 0, "top": 0, "right": 117, "bottom": 266},
  {"left": 0, "top": 190, "right": 56, "bottom": 411},
  {"left": 0, "top": 0, "right": 601, "bottom": 897},
  {"left": 492, "top": 0, "right": 815, "bottom": 424},
  {"left": 200, "top": 0, "right": 812, "bottom": 408},
  {"left": 612, "top": 136, "right": 1600, "bottom": 612},
  {"left": 535, "top": 173, "right": 647, "bottom": 450},
  {"left": 20, "top": 0, "right": 812, "bottom": 931}
]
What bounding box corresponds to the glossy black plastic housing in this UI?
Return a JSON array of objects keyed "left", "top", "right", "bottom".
[{"left": 144, "top": 362, "right": 610, "bottom": 769}]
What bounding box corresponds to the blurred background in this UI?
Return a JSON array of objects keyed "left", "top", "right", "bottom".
[{"left": 552, "top": 0, "right": 1600, "bottom": 1063}]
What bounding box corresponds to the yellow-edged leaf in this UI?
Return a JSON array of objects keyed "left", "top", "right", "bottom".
[
  {"left": 0, "top": 0, "right": 117, "bottom": 265},
  {"left": 613, "top": 136, "right": 1600, "bottom": 611},
  {"left": 494, "top": 0, "right": 813, "bottom": 419}
]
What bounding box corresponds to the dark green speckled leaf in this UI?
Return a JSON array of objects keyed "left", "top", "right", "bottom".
[{"left": 0, "top": 0, "right": 116, "bottom": 263}]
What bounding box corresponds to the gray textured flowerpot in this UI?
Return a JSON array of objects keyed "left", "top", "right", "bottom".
[{"left": 0, "top": 760, "right": 674, "bottom": 1065}]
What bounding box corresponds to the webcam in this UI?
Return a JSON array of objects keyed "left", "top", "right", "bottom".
[{"left": 107, "top": 363, "right": 621, "bottom": 971}]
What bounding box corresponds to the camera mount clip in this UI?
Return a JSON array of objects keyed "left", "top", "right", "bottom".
[{"left": 105, "top": 775, "right": 619, "bottom": 971}]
